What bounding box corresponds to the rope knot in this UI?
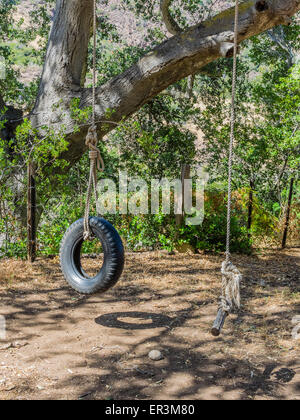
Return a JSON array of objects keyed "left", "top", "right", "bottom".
[
  {"left": 89, "top": 150, "right": 99, "bottom": 160},
  {"left": 85, "top": 125, "right": 98, "bottom": 147},
  {"left": 85, "top": 126, "right": 105, "bottom": 172},
  {"left": 220, "top": 260, "right": 242, "bottom": 313}
]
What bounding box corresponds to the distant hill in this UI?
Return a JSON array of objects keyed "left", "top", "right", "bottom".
[
  {"left": 16, "top": 0, "right": 153, "bottom": 50},
  {"left": 13, "top": 0, "right": 232, "bottom": 84}
]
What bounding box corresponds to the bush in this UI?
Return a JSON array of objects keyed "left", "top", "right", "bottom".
[{"left": 0, "top": 189, "right": 253, "bottom": 259}]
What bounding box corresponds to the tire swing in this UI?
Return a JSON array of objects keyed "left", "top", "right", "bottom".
[
  {"left": 60, "top": 1, "right": 124, "bottom": 294},
  {"left": 211, "top": 0, "right": 242, "bottom": 336}
]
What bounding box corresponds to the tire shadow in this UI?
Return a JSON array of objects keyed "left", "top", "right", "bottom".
[{"left": 95, "top": 311, "right": 173, "bottom": 330}]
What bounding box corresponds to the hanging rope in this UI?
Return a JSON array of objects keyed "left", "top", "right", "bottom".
[
  {"left": 226, "top": 0, "right": 239, "bottom": 265},
  {"left": 212, "top": 1, "right": 242, "bottom": 336},
  {"left": 83, "top": 0, "right": 105, "bottom": 241}
]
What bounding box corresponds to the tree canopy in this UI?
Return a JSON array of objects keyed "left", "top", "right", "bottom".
[{"left": 0, "top": 0, "right": 299, "bottom": 257}]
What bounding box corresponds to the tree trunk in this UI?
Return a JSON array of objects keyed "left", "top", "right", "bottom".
[
  {"left": 17, "top": 0, "right": 300, "bottom": 171},
  {"left": 0, "top": 99, "right": 23, "bottom": 153},
  {"left": 176, "top": 164, "right": 191, "bottom": 226},
  {"left": 282, "top": 177, "right": 294, "bottom": 249},
  {"left": 0, "top": 94, "right": 5, "bottom": 111},
  {"left": 27, "top": 161, "right": 36, "bottom": 263},
  {"left": 247, "top": 179, "right": 254, "bottom": 239}
]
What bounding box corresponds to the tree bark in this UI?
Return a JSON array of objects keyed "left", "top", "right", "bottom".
[
  {"left": 247, "top": 179, "right": 254, "bottom": 239},
  {"left": 27, "top": 161, "right": 36, "bottom": 263},
  {"left": 0, "top": 94, "right": 23, "bottom": 158},
  {"left": 176, "top": 164, "right": 191, "bottom": 226},
  {"left": 0, "top": 94, "right": 5, "bottom": 111},
  {"left": 282, "top": 177, "right": 294, "bottom": 249},
  {"left": 160, "top": 0, "right": 182, "bottom": 35},
  {"left": 30, "top": 0, "right": 300, "bottom": 169}
]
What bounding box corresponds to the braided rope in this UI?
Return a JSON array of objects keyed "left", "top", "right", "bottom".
[
  {"left": 226, "top": 0, "right": 239, "bottom": 264},
  {"left": 83, "top": 126, "right": 104, "bottom": 240},
  {"left": 220, "top": 261, "right": 241, "bottom": 312},
  {"left": 83, "top": 1, "right": 104, "bottom": 241},
  {"left": 92, "top": 0, "right": 97, "bottom": 126},
  {"left": 220, "top": 0, "right": 242, "bottom": 314}
]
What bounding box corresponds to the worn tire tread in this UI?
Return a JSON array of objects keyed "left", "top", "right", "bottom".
[{"left": 60, "top": 217, "right": 124, "bottom": 294}]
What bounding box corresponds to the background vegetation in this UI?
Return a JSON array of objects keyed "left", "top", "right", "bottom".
[{"left": 0, "top": 0, "right": 299, "bottom": 259}]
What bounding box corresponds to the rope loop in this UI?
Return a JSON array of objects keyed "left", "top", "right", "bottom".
[
  {"left": 85, "top": 126, "right": 105, "bottom": 172},
  {"left": 219, "top": 295, "right": 232, "bottom": 314}
]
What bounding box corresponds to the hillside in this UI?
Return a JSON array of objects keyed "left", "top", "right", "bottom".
[{"left": 13, "top": 0, "right": 233, "bottom": 83}]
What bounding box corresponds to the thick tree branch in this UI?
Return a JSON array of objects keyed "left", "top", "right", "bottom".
[
  {"left": 160, "top": 0, "right": 196, "bottom": 99},
  {"left": 160, "top": 0, "right": 182, "bottom": 35},
  {"left": 31, "top": 0, "right": 300, "bottom": 166},
  {"left": 267, "top": 26, "right": 296, "bottom": 66},
  {"left": 82, "top": 1, "right": 300, "bottom": 131}
]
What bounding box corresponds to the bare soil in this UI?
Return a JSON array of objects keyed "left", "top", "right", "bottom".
[{"left": 0, "top": 249, "right": 299, "bottom": 400}]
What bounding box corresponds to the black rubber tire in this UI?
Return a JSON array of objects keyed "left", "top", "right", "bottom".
[{"left": 60, "top": 217, "right": 124, "bottom": 294}]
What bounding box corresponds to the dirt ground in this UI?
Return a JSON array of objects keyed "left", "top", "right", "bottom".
[{"left": 0, "top": 249, "right": 299, "bottom": 400}]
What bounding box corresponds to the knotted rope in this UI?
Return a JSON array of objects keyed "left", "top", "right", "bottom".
[
  {"left": 218, "top": 0, "right": 242, "bottom": 315},
  {"left": 83, "top": 126, "right": 104, "bottom": 240},
  {"left": 219, "top": 261, "right": 241, "bottom": 313},
  {"left": 83, "top": 0, "right": 104, "bottom": 241}
]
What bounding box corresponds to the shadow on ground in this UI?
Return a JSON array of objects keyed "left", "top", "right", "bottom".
[{"left": 0, "top": 250, "right": 299, "bottom": 400}]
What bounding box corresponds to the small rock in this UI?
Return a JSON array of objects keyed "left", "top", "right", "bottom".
[
  {"left": 4, "top": 385, "right": 15, "bottom": 391},
  {"left": 259, "top": 279, "right": 266, "bottom": 287},
  {"left": 12, "top": 341, "right": 28, "bottom": 349},
  {"left": 0, "top": 343, "right": 12, "bottom": 351},
  {"left": 148, "top": 350, "right": 164, "bottom": 361}
]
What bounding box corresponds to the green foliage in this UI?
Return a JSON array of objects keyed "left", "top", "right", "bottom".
[
  {"left": 37, "top": 197, "right": 83, "bottom": 256},
  {"left": 109, "top": 94, "right": 198, "bottom": 179},
  {"left": 0, "top": 0, "right": 57, "bottom": 108},
  {"left": 70, "top": 98, "right": 92, "bottom": 131},
  {"left": 197, "top": 31, "right": 299, "bottom": 212},
  {"left": 173, "top": 186, "right": 252, "bottom": 253},
  {"left": 238, "top": 188, "right": 278, "bottom": 238},
  {"left": 23, "top": 186, "right": 252, "bottom": 257},
  {"left": 0, "top": 1, "right": 299, "bottom": 260}
]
